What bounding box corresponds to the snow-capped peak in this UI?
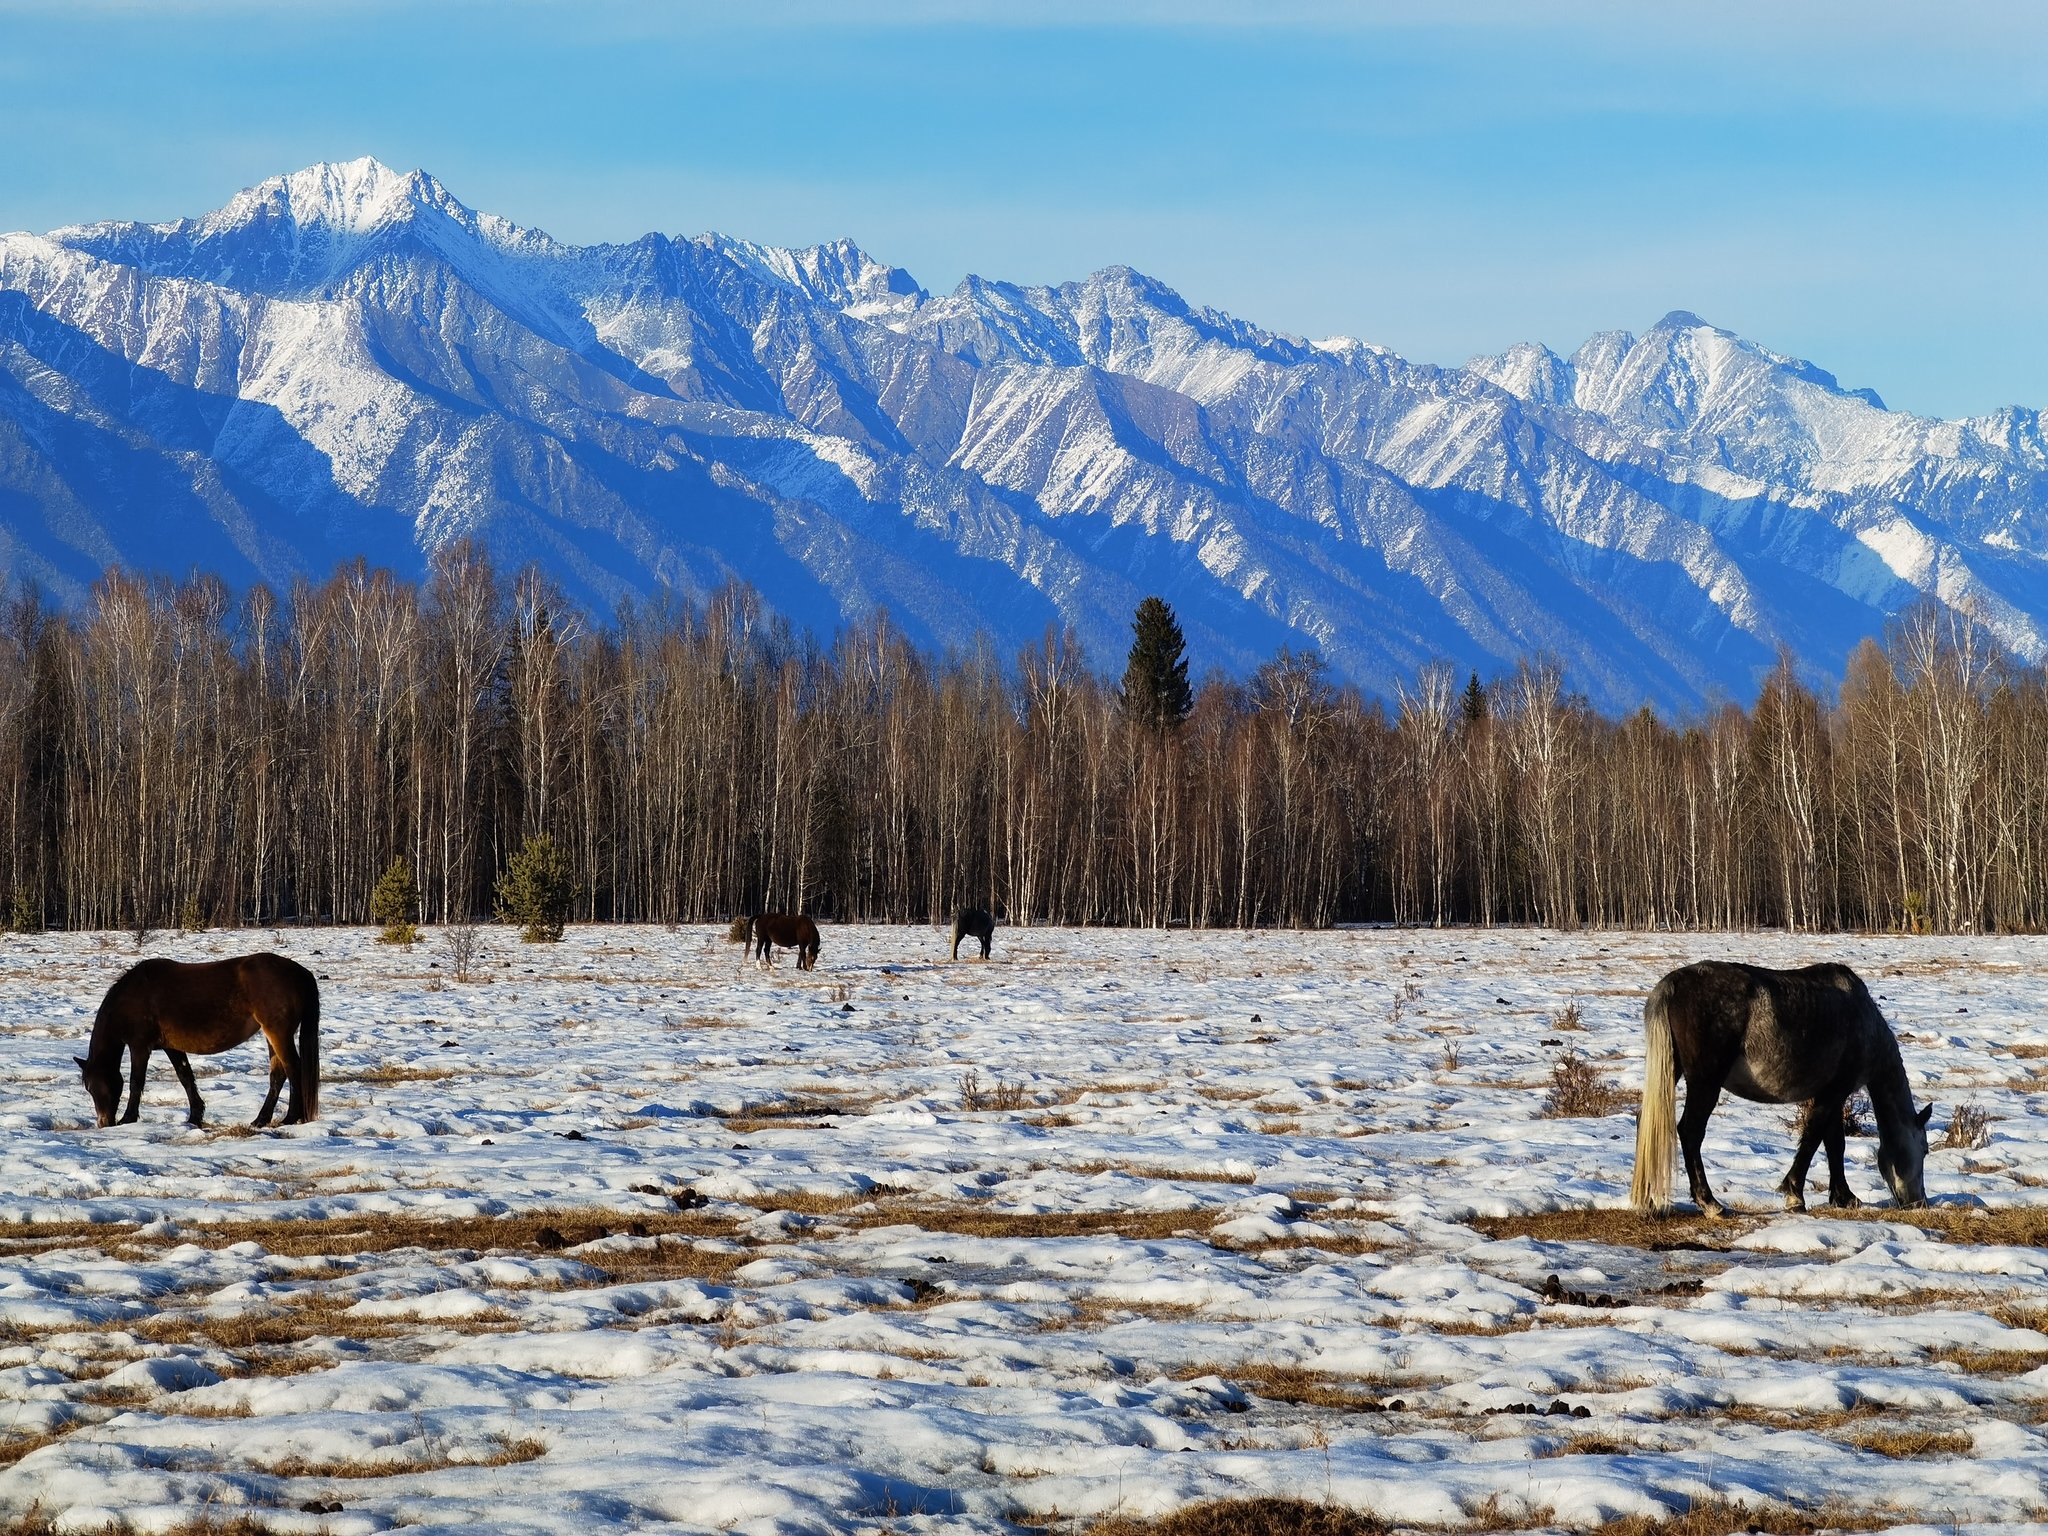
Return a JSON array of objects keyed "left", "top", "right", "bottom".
[{"left": 212, "top": 157, "right": 451, "bottom": 237}]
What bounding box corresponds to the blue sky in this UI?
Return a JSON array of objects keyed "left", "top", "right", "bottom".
[{"left": 5, "top": 0, "right": 2047, "bottom": 419}]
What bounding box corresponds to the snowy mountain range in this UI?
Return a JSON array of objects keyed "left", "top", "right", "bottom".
[{"left": 4, "top": 156, "right": 2046, "bottom": 712}]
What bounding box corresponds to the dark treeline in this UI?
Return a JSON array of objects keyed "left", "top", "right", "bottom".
[{"left": 0, "top": 547, "right": 2040, "bottom": 936}]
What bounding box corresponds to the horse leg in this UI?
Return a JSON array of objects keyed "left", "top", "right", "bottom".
[
  {"left": 1777, "top": 1098, "right": 1836, "bottom": 1212},
  {"left": 1821, "top": 1108, "right": 1862, "bottom": 1209},
  {"left": 253, "top": 1022, "right": 299, "bottom": 1127},
  {"left": 121, "top": 1042, "right": 150, "bottom": 1123},
  {"left": 1676, "top": 1069, "right": 1730, "bottom": 1216},
  {"left": 166, "top": 1049, "right": 205, "bottom": 1127}
]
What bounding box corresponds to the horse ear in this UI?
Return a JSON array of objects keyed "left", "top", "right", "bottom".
[
  {"left": 1918, "top": 1103, "right": 1934, "bottom": 1128},
  {"left": 73, "top": 1056, "right": 89, "bottom": 1073}
]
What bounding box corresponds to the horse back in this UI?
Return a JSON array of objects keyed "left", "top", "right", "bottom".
[
  {"left": 102, "top": 952, "right": 316, "bottom": 1053},
  {"left": 1656, "top": 959, "right": 1875, "bottom": 1100}
]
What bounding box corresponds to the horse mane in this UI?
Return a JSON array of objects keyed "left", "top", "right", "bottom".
[{"left": 1855, "top": 991, "right": 1917, "bottom": 1129}]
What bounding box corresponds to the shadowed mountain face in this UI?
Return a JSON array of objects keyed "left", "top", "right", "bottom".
[{"left": 4, "top": 157, "right": 2046, "bottom": 712}]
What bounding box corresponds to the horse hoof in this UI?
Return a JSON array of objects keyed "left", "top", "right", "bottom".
[
  {"left": 1700, "top": 1202, "right": 1727, "bottom": 1219},
  {"left": 1781, "top": 1194, "right": 1806, "bottom": 1213}
]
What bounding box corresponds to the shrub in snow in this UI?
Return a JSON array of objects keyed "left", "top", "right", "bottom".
[{"left": 495, "top": 834, "right": 576, "bottom": 943}]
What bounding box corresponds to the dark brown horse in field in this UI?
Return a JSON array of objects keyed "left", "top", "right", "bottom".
[
  {"left": 747, "top": 913, "right": 820, "bottom": 971},
  {"left": 1631, "top": 960, "right": 1930, "bottom": 1216},
  {"left": 75, "top": 953, "right": 321, "bottom": 1128},
  {"left": 950, "top": 908, "right": 994, "bottom": 960}
]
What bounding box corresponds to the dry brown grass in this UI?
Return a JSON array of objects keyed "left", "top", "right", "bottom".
[
  {"left": 1538, "top": 1432, "right": 1639, "bottom": 1456},
  {"left": 1039, "top": 1297, "right": 1210, "bottom": 1332},
  {"left": 720, "top": 1090, "right": 878, "bottom": 1133},
  {"left": 1086, "top": 1499, "right": 1387, "bottom": 1536},
  {"left": 855, "top": 1206, "right": 1209, "bottom": 1243},
  {"left": 1844, "top": 1427, "right": 1974, "bottom": 1458},
  {"left": 1713, "top": 1403, "right": 1891, "bottom": 1432},
  {"left": 1181, "top": 1363, "right": 1393, "bottom": 1411},
  {"left": 1065, "top": 1163, "right": 1255, "bottom": 1184},
  {"left": 1541, "top": 1050, "right": 1633, "bottom": 1118},
  {"left": 1467, "top": 1208, "right": 1753, "bottom": 1249},
  {"left": 133, "top": 1290, "right": 513, "bottom": 1356},
  {"left": 1939, "top": 1102, "right": 1997, "bottom": 1150},
  {"left": 0, "top": 1515, "right": 286, "bottom": 1536},
  {"left": 0, "top": 1430, "right": 76, "bottom": 1468},
  {"left": 332, "top": 1063, "right": 465, "bottom": 1084},
  {"left": 1922, "top": 1342, "right": 2048, "bottom": 1375},
  {"left": 263, "top": 1431, "right": 546, "bottom": 1478},
  {"left": 1584, "top": 1500, "right": 1893, "bottom": 1536},
  {"left": 1990, "top": 1300, "right": 2048, "bottom": 1332}
]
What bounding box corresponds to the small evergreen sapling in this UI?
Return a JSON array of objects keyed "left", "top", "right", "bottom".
[
  {"left": 371, "top": 856, "right": 421, "bottom": 946},
  {"left": 495, "top": 834, "right": 576, "bottom": 943}
]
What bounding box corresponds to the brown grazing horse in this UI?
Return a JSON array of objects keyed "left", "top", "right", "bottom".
[
  {"left": 747, "top": 913, "right": 821, "bottom": 971},
  {"left": 1631, "top": 960, "right": 1929, "bottom": 1216},
  {"left": 75, "top": 953, "right": 321, "bottom": 1128}
]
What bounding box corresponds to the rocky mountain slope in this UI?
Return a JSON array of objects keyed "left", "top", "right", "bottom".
[{"left": 3, "top": 157, "right": 2043, "bottom": 711}]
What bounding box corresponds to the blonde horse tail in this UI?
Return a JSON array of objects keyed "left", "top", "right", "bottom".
[
  {"left": 950, "top": 915, "right": 964, "bottom": 961},
  {"left": 1630, "top": 981, "right": 1677, "bottom": 1213}
]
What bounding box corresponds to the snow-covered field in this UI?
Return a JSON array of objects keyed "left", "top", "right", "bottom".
[{"left": 1, "top": 923, "right": 2046, "bottom": 1534}]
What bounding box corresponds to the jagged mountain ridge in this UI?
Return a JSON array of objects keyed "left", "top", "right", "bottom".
[{"left": 2, "top": 156, "right": 2044, "bottom": 712}]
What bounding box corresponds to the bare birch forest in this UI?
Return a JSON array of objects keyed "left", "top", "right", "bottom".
[{"left": 0, "top": 547, "right": 2040, "bottom": 936}]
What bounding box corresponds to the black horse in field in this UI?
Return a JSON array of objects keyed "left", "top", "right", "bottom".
[
  {"left": 950, "top": 908, "right": 994, "bottom": 961},
  {"left": 1631, "top": 960, "right": 1931, "bottom": 1215}
]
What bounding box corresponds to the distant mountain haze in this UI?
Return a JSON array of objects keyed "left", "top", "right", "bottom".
[{"left": 4, "top": 157, "right": 2045, "bottom": 712}]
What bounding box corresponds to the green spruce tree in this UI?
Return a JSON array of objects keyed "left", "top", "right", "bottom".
[
  {"left": 1120, "top": 596, "right": 1192, "bottom": 732},
  {"left": 370, "top": 856, "right": 420, "bottom": 946},
  {"left": 494, "top": 834, "right": 576, "bottom": 943},
  {"left": 1461, "top": 671, "right": 1488, "bottom": 726}
]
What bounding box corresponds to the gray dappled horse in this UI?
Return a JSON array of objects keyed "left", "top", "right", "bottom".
[
  {"left": 1630, "top": 961, "right": 1930, "bottom": 1216},
  {"left": 950, "top": 908, "right": 994, "bottom": 961}
]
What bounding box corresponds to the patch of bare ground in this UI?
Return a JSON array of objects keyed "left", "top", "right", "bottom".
[
  {"left": 1064, "top": 1162, "right": 1255, "bottom": 1184},
  {"left": 1990, "top": 1300, "right": 2048, "bottom": 1332},
  {"left": 95, "top": 1208, "right": 745, "bottom": 1261},
  {"left": 1922, "top": 1342, "right": 2048, "bottom": 1375},
  {"left": 1584, "top": 1500, "right": 1895, "bottom": 1536},
  {"left": 1037, "top": 1298, "right": 1210, "bottom": 1332},
  {"left": 331, "top": 1063, "right": 465, "bottom": 1084},
  {"left": 262, "top": 1431, "right": 546, "bottom": 1478},
  {"left": 1538, "top": 1432, "right": 1640, "bottom": 1456},
  {"left": 0, "top": 1429, "right": 79, "bottom": 1468},
  {"left": 1083, "top": 1499, "right": 1388, "bottom": 1536},
  {"left": 133, "top": 1292, "right": 515, "bottom": 1355},
  {"left": 1480, "top": 1201, "right": 2048, "bottom": 1252},
  {"left": 1843, "top": 1426, "right": 1975, "bottom": 1457},
  {"left": 0, "top": 1514, "right": 285, "bottom": 1536},
  {"left": 851, "top": 1206, "right": 1210, "bottom": 1242},
  {"left": 1180, "top": 1363, "right": 1394, "bottom": 1411},
  {"left": 719, "top": 1088, "right": 880, "bottom": 1133},
  {"left": 1466, "top": 1209, "right": 1755, "bottom": 1249}
]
